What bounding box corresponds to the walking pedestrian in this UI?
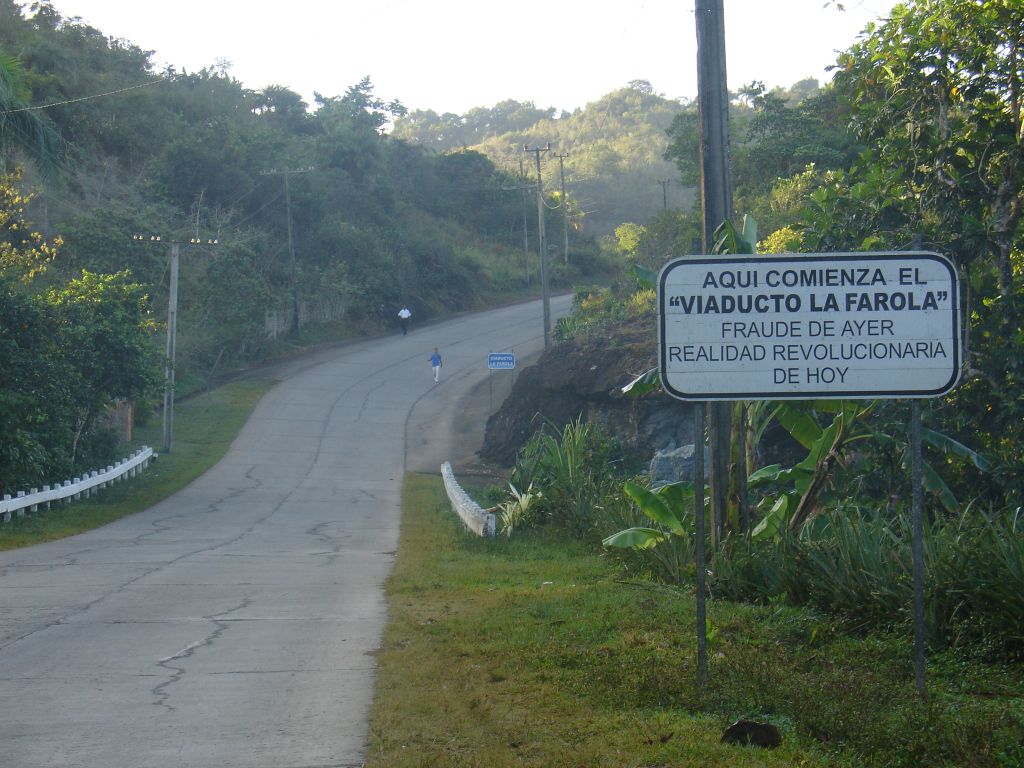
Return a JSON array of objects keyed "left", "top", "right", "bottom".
[
  {"left": 430, "top": 347, "right": 442, "bottom": 383},
  {"left": 398, "top": 305, "right": 412, "bottom": 335}
]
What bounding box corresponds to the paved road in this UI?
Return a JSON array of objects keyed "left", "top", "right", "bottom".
[{"left": 0, "top": 296, "right": 571, "bottom": 768}]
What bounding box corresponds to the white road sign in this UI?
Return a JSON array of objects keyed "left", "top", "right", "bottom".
[{"left": 658, "top": 252, "right": 961, "bottom": 401}]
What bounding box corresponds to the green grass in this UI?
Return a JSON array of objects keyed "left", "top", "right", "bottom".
[
  {"left": 370, "top": 476, "right": 836, "bottom": 766},
  {"left": 368, "top": 474, "right": 1024, "bottom": 767},
  {"left": 0, "top": 379, "right": 275, "bottom": 550}
]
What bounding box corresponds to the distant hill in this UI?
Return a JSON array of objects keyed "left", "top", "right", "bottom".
[{"left": 392, "top": 81, "right": 696, "bottom": 236}]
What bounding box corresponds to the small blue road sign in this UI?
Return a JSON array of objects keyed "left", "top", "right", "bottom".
[{"left": 487, "top": 352, "right": 516, "bottom": 370}]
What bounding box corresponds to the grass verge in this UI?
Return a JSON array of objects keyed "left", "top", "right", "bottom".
[
  {"left": 0, "top": 379, "right": 275, "bottom": 550},
  {"left": 369, "top": 475, "right": 834, "bottom": 766},
  {"left": 368, "top": 474, "right": 1024, "bottom": 767}
]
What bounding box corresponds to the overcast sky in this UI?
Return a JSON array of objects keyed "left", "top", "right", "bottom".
[{"left": 43, "top": 0, "right": 898, "bottom": 114}]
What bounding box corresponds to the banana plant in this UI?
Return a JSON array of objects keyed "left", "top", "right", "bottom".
[
  {"left": 712, "top": 215, "right": 758, "bottom": 255},
  {"left": 871, "top": 422, "right": 991, "bottom": 512},
  {"left": 603, "top": 480, "right": 700, "bottom": 584},
  {"left": 602, "top": 480, "right": 693, "bottom": 550},
  {"left": 747, "top": 401, "right": 875, "bottom": 538}
]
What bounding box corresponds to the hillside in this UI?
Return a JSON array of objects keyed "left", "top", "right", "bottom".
[
  {"left": 0, "top": 1, "right": 615, "bottom": 492},
  {"left": 392, "top": 81, "right": 696, "bottom": 235},
  {"left": 0, "top": 2, "right": 614, "bottom": 376}
]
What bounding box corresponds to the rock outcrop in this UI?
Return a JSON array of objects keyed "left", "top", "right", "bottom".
[{"left": 480, "top": 318, "right": 694, "bottom": 466}]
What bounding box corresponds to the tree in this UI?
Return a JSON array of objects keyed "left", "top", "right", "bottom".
[
  {"left": 792, "top": 0, "right": 1024, "bottom": 506},
  {"left": 609, "top": 211, "right": 698, "bottom": 270},
  {"left": 315, "top": 76, "right": 406, "bottom": 136},
  {"left": 664, "top": 107, "right": 700, "bottom": 186},
  {"left": 0, "top": 169, "right": 160, "bottom": 490},
  {"left": 732, "top": 82, "right": 856, "bottom": 195},
  {"left": 832, "top": 0, "right": 1024, "bottom": 298},
  {"left": 46, "top": 270, "right": 161, "bottom": 463},
  {"left": 0, "top": 280, "right": 64, "bottom": 491},
  {"left": 0, "top": 166, "right": 59, "bottom": 282}
]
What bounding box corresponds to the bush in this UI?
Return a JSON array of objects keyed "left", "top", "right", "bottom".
[
  {"left": 711, "top": 507, "right": 1024, "bottom": 660},
  {"left": 508, "top": 418, "right": 625, "bottom": 537}
]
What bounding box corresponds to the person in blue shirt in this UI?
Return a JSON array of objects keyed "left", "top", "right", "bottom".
[{"left": 430, "top": 348, "right": 442, "bottom": 383}]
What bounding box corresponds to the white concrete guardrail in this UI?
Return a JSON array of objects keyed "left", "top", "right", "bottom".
[
  {"left": 1, "top": 447, "right": 155, "bottom": 522},
  {"left": 441, "top": 461, "right": 496, "bottom": 537}
]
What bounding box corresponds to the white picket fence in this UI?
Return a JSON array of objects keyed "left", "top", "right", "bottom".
[
  {"left": 441, "top": 462, "right": 497, "bottom": 537},
  {"left": 1, "top": 447, "right": 155, "bottom": 523}
]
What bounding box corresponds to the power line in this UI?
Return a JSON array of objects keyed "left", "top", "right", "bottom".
[{"left": 0, "top": 77, "right": 170, "bottom": 114}]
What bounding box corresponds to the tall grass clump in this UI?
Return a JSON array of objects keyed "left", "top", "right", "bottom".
[
  {"left": 710, "top": 506, "right": 1024, "bottom": 659},
  {"left": 929, "top": 507, "right": 1024, "bottom": 657},
  {"left": 503, "top": 417, "right": 625, "bottom": 538},
  {"left": 601, "top": 474, "right": 1024, "bottom": 661}
]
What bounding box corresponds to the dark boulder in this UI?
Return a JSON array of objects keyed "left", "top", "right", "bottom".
[{"left": 720, "top": 719, "right": 782, "bottom": 749}]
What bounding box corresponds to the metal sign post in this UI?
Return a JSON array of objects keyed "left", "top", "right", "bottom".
[
  {"left": 693, "top": 402, "right": 708, "bottom": 685},
  {"left": 911, "top": 401, "right": 926, "bottom": 699},
  {"left": 656, "top": 251, "right": 960, "bottom": 698},
  {"left": 487, "top": 352, "right": 516, "bottom": 411}
]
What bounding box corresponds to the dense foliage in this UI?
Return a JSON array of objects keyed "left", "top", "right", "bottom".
[
  {"left": 394, "top": 80, "right": 690, "bottom": 235},
  {"left": 0, "top": 1, "right": 614, "bottom": 383},
  {"left": 570, "top": 0, "right": 1023, "bottom": 511},
  {"left": 0, "top": 0, "right": 622, "bottom": 491},
  {"left": 1, "top": 173, "right": 159, "bottom": 491},
  {"left": 493, "top": 0, "right": 1024, "bottom": 681}
]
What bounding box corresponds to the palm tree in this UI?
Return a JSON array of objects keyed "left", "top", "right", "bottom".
[{"left": 0, "top": 49, "right": 63, "bottom": 178}]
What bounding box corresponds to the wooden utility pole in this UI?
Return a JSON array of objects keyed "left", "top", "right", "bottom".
[
  {"left": 520, "top": 157, "right": 531, "bottom": 285},
  {"left": 261, "top": 166, "right": 313, "bottom": 332},
  {"left": 555, "top": 152, "right": 570, "bottom": 264},
  {"left": 696, "top": 1, "right": 733, "bottom": 244},
  {"left": 696, "top": 0, "right": 734, "bottom": 544},
  {"left": 658, "top": 179, "right": 672, "bottom": 210},
  {"left": 132, "top": 234, "right": 218, "bottom": 453},
  {"left": 524, "top": 144, "right": 552, "bottom": 349}
]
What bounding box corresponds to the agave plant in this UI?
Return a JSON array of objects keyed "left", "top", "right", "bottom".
[{"left": 498, "top": 482, "right": 540, "bottom": 537}]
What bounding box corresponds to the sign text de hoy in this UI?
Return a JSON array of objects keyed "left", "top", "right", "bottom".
[{"left": 658, "top": 252, "right": 961, "bottom": 401}]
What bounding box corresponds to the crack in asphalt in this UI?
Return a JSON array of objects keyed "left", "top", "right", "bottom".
[
  {"left": 0, "top": 486, "right": 278, "bottom": 654},
  {"left": 151, "top": 597, "right": 252, "bottom": 711}
]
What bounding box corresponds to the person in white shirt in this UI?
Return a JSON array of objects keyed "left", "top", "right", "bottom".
[{"left": 398, "top": 306, "right": 412, "bottom": 335}]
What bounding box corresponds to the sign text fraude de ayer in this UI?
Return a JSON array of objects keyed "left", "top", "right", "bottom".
[{"left": 657, "top": 253, "right": 960, "bottom": 401}]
